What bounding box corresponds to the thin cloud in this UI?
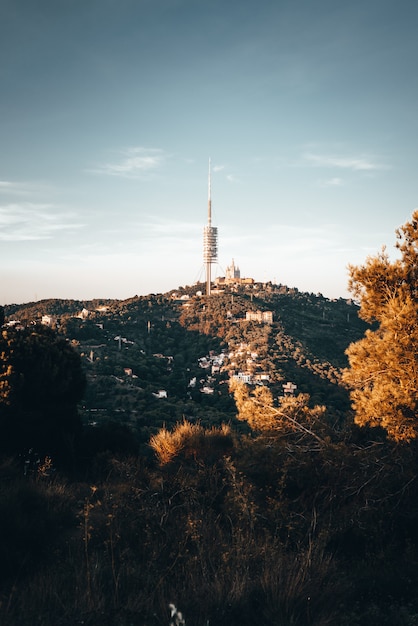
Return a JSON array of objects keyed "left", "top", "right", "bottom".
[
  {"left": 0, "top": 180, "right": 45, "bottom": 195},
  {"left": 88, "top": 147, "right": 166, "bottom": 178},
  {"left": 303, "top": 152, "right": 390, "bottom": 171},
  {"left": 144, "top": 219, "right": 200, "bottom": 236},
  {"left": 213, "top": 164, "right": 225, "bottom": 172},
  {"left": 247, "top": 222, "right": 344, "bottom": 253},
  {"left": 62, "top": 218, "right": 202, "bottom": 264},
  {"left": 318, "top": 177, "right": 344, "bottom": 188},
  {"left": 226, "top": 174, "right": 240, "bottom": 183},
  {"left": 0, "top": 203, "right": 84, "bottom": 241}
]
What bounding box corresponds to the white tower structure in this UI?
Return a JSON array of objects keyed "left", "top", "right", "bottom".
[{"left": 203, "top": 158, "right": 218, "bottom": 296}]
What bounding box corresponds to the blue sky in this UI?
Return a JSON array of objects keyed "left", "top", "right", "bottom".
[{"left": 1, "top": 0, "right": 417, "bottom": 304}]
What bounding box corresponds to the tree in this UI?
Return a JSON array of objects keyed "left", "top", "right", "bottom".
[
  {"left": 0, "top": 325, "right": 86, "bottom": 460},
  {"left": 343, "top": 210, "right": 418, "bottom": 442},
  {"left": 230, "top": 379, "right": 327, "bottom": 441}
]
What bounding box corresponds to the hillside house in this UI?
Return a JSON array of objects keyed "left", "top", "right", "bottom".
[
  {"left": 254, "top": 372, "right": 270, "bottom": 383},
  {"left": 153, "top": 390, "right": 168, "bottom": 399},
  {"left": 232, "top": 372, "right": 252, "bottom": 384},
  {"left": 245, "top": 310, "right": 273, "bottom": 324},
  {"left": 77, "top": 308, "right": 90, "bottom": 320},
  {"left": 283, "top": 382, "right": 297, "bottom": 395},
  {"left": 41, "top": 315, "right": 57, "bottom": 327}
]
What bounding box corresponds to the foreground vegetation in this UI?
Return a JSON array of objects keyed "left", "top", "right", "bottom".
[{"left": 1, "top": 417, "right": 418, "bottom": 626}]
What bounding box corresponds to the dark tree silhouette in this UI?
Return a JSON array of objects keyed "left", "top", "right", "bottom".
[{"left": 0, "top": 325, "right": 86, "bottom": 462}]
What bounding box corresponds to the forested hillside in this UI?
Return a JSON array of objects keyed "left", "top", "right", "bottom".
[{"left": 4, "top": 283, "right": 366, "bottom": 438}]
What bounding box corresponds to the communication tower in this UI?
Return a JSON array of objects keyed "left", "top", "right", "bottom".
[{"left": 203, "top": 158, "right": 218, "bottom": 296}]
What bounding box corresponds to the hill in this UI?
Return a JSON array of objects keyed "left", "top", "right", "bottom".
[{"left": 4, "top": 282, "right": 368, "bottom": 441}]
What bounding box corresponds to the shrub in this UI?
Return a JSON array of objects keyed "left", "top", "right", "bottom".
[{"left": 150, "top": 420, "right": 234, "bottom": 465}]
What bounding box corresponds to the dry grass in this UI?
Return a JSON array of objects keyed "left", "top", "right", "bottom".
[{"left": 149, "top": 419, "right": 233, "bottom": 465}]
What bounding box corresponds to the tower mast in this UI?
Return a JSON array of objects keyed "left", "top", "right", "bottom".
[
  {"left": 207, "top": 158, "right": 212, "bottom": 296},
  {"left": 208, "top": 157, "right": 212, "bottom": 226},
  {"left": 203, "top": 158, "right": 218, "bottom": 296}
]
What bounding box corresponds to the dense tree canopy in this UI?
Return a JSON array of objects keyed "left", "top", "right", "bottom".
[
  {"left": 343, "top": 210, "right": 418, "bottom": 441},
  {"left": 0, "top": 325, "right": 86, "bottom": 459}
]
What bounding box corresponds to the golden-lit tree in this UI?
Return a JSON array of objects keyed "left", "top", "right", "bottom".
[
  {"left": 230, "top": 379, "right": 326, "bottom": 441},
  {"left": 343, "top": 210, "right": 418, "bottom": 442}
]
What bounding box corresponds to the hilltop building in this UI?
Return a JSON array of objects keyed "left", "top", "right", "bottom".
[
  {"left": 216, "top": 260, "right": 255, "bottom": 287},
  {"left": 226, "top": 259, "right": 240, "bottom": 281}
]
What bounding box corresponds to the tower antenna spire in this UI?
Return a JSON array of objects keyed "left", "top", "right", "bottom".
[
  {"left": 208, "top": 157, "right": 212, "bottom": 225},
  {"left": 203, "top": 157, "right": 218, "bottom": 296}
]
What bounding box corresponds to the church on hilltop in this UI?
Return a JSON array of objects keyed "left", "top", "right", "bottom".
[
  {"left": 226, "top": 259, "right": 241, "bottom": 281},
  {"left": 215, "top": 259, "right": 255, "bottom": 287}
]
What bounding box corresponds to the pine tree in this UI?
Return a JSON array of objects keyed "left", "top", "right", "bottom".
[
  {"left": 343, "top": 210, "right": 418, "bottom": 442},
  {"left": 230, "top": 378, "right": 326, "bottom": 441}
]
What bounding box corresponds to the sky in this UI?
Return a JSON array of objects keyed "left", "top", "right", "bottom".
[{"left": 1, "top": 0, "right": 418, "bottom": 304}]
